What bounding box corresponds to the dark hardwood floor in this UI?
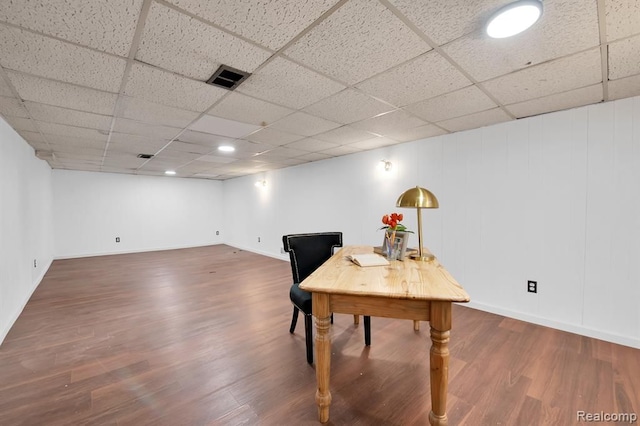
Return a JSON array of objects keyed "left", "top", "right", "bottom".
[{"left": 0, "top": 245, "right": 638, "bottom": 425}]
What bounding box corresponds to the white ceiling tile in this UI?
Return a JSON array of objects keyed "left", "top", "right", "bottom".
[
  {"left": 101, "top": 153, "right": 145, "bottom": 168},
  {"left": 357, "top": 51, "right": 472, "bottom": 107},
  {"left": 481, "top": 49, "right": 603, "bottom": 105},
  {"left": 177, "top": 160, "right": 221, "bottom": 173},
  {"left": 0, "top": 96, "right": 28, "bottom": 118},
  {"left": 237, "top": 57, "right": 345, "bottom": 109},
  {"left": 350, "top": 110, "right": 427, "bottom": 136},
  {"left": 208, "top": 92, "right": 294, "bottom": 127},
  {"left": 162, "top": 141, "right": 214, "bottom": 155},
  {"left": 388, "top": 0, "right": 507, "bottom": 46},
  {"left": 17, "top": 130, "right": 47, "bottom": 144},
  {"left": 113, "top": 117, "right": 181, "bottom": 139},
  {"left": 385, "top": 124, "right": 448, "bottom": 143},
  {"left": 268, "top": 111, "right": 341, "bottom": 137},
  {"left": 608, "top": 35, "right": 640, "bottom": 80},
  {"left": 297, "top": 152, "right": 332, "bottom": 162},
  {"left": 284, "top": 138, "right": 339, "bottom": 152},
  {"left": 253, "top": 146, "right": 309, "bottom": 160},
  {"left": 348, "top": 136, "right": 398, "bottom": 150},
  {"left": 195, "top": 154, "right": 237, "bottom": 164},
  {"left": 55, "top": 153, "right": 103, "bottom": 162},
  {"left": 124, "top": 63, "right": 226, "bottom": 112},
  {"left": 6, "top": 71, "right": 117, "bottom": 115},
  {"left": 442, "top": 0, "right": 600, "bottom": 82},
  {"left": 165, "top": 0, "right": 339, "bottom": 50},
  {"left": 26, "top": 139, "right": 52, "bottom": 151},
  {"left": 116, "top": 96, "right": 199, "bottom": 128},
  {"left": 108, "top": 135, "right": 169, "bottom": 154},
  {"left": 0, "top": 25, "right": 126, "bottom": 93},
  {"left": 0, "top": 0, "right": 143, "bottom": 56},
  {"left": 320, "top": 145, "right": 362, "bottom": 156},
  {"left": 313, "top": 126, "right": 378, "bottom": 144},
  {"left": 223, "top": 159, "right": 266, "bottom": 170},
  {"left": 605, "top": 0, "right": 640, "bottom": 41},
  {"left": 48, "top": 136, "right": 106, "bottom": 150},
  {"left": 152, "top": 149, "right": 202, "bottom": 163},
  {"left": 25, "top": 102, "right": 112, "bottom": 130},
  {"left": 37, "top": 122, "right": 108, "bottom": 140},
  {"left": 506, "top": 84, "right": 603, "bottom": 118},
  {"left": 176, "top": 130, "right": 231, "bottom": 147},
  {"left": 302, "top": 89, "right": 395, "bottom": 124},
  {"left": 245, "top": 127, "right": 304, "bottom": 145},
  {"left": 191, "top": 115, "right": 261, "bottom": 138},
  {"left": 405, "top": 85, "right": 497, "bottom": 122},
  {"left": 49, "top": 143, "right": 105, "bottom": 155},
  {"left": 0, "top": 74, "right": 14, "bottom": 96},
  {"left": 609, "top": 74, "right": 640, "bottom": 100},
  {"left": 230, "top": 139, "right": 276, "bottom": 155},
  {"left": 284, "top": 0, "right": 429, "bottom": 84},
  {"left": 437, "top": 108, "right": 512, "bottom": 132},
  {"left": 137, "top": 3, "right": 270, "bottom": 81},
  {"left": 4, "top": 116, "right": 37, "bottom": 132}
]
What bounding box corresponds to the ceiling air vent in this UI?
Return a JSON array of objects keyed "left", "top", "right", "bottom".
[
  {"left": 137, "top": 153, "right": 154, "bottom": 159},
  {"left": 206, "top": 65, "right": 251, "bottom": 91}
]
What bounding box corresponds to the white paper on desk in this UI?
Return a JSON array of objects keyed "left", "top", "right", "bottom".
[{"left": 348, "top": 253, "right": 389, "bottom": 267}]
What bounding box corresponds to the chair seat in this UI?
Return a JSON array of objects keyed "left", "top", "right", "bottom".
[{"left": 290, "top": 283, "right": 311, "bottom": 313}]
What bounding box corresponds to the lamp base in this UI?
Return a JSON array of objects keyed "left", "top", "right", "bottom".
[{"left": 410, "top": 253, "right": 435, "bottom": 262}]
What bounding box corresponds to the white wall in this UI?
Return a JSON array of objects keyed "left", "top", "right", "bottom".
[
  {"left": 224, "top": 96, "right": 640, "bottom": 349},
  {"left": 0, "top": 118, "right": 53, "bottom": 344},
  {"left": 53, "top": 170, "right": 224, "bottom": 258}
]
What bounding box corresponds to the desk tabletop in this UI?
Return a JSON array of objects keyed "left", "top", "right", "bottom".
[{"left": 299, "top": 246, "right": 470, "bottom": 303}]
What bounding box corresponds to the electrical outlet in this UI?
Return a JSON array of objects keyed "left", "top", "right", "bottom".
[
  {"left": 280, "top": 247, "right": 285, "bottom": 254},
  {"left": 527, "top": 280, "right": 537, "bottom": 293},
  {"left": 116, "top": 237, "right": 120, "bottom": 243},
  {"left": 257, "top": 237, "right": 261, "bottom": 243},
  {"left": 216, "top": 230, "right": 219, "bottom": 235},
  {"left": 33, "top": 259, "right": 37, "bottom": 268}
]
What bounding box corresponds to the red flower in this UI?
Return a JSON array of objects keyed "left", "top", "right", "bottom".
[{"left": 380, "top": 212, "right": 411, "bottom": 233}]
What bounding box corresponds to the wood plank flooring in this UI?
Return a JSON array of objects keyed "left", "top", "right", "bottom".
[{"left": 0, "top": 245, "right": 638, "bottom": 425}]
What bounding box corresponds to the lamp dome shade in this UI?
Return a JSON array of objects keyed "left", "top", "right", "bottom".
[{"left": 396, "top": 186, "right": 439, "bottom": 209}]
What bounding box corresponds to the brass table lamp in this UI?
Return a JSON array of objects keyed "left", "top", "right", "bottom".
[{"left": 396, "top": 186, "right": 439, "bottom": 261}]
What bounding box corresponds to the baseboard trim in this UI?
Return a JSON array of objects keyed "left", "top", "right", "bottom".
[
  {"left": 0, "top": 258, "right": 53, "bottom": 346},
  {"left": 464, "top": 301, "right": 639, "bottom": 349}
]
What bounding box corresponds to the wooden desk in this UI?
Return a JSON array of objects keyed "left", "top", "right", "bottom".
[{"left": 299, "top": 245, "right": 470, "bottom": 425}]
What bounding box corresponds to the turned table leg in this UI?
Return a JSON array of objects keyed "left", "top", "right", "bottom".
[
  {"left": 312, "top": 293, "right": 332, "bottom": 423},
  {"left": 429, "top": 301, "right": 451, "bottom": 426}
]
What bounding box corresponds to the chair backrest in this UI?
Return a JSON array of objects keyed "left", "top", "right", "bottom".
[{"left": 282, "top": 232, "right": 343, "bottom": 284}]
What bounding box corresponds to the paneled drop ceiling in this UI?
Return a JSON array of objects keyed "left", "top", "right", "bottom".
[{"left": 0, "top": 0, "right": 638, "bottom": 180}]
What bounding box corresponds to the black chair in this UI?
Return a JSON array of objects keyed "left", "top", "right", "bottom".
[{"left": 283, "top": 232, "right": 371, "bottom": 364}]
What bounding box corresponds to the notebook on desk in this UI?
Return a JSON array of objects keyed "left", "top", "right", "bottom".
[{"left": 348, "top": 253, "right": 389, "bottom": 267}]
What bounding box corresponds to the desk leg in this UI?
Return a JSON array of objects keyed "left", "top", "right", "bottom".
[
  {"left": 429, "top": 301, "right": 451, "bottom": 426},
  {"left": 313, "top": 293, "right": 332, "bottom": 423}
]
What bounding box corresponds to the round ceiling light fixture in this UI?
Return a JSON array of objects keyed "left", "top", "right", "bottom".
[
  {"left": 218, "top": 145, "right": 235, "bottom": 152},
  {"left": 486, "top": 0, "right": 543, "bottom": 39}
]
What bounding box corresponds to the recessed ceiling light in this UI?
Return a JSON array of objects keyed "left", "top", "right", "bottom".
[
  {"left": 165, "top": 170, "right": 176, "bottom": 175},
  {"left": 486, "top": 0, "right": 543, "bottom": 39},
  {"left": 218, "top": 145, "right": 235, "bottom": 152}
]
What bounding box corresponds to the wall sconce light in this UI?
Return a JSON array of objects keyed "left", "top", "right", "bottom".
[
  {"left": 255, "top": 179, "right": 267, "bottom": 188},
  {"left": 380, "top": 160, "right": 392, "bottom": 172}
]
